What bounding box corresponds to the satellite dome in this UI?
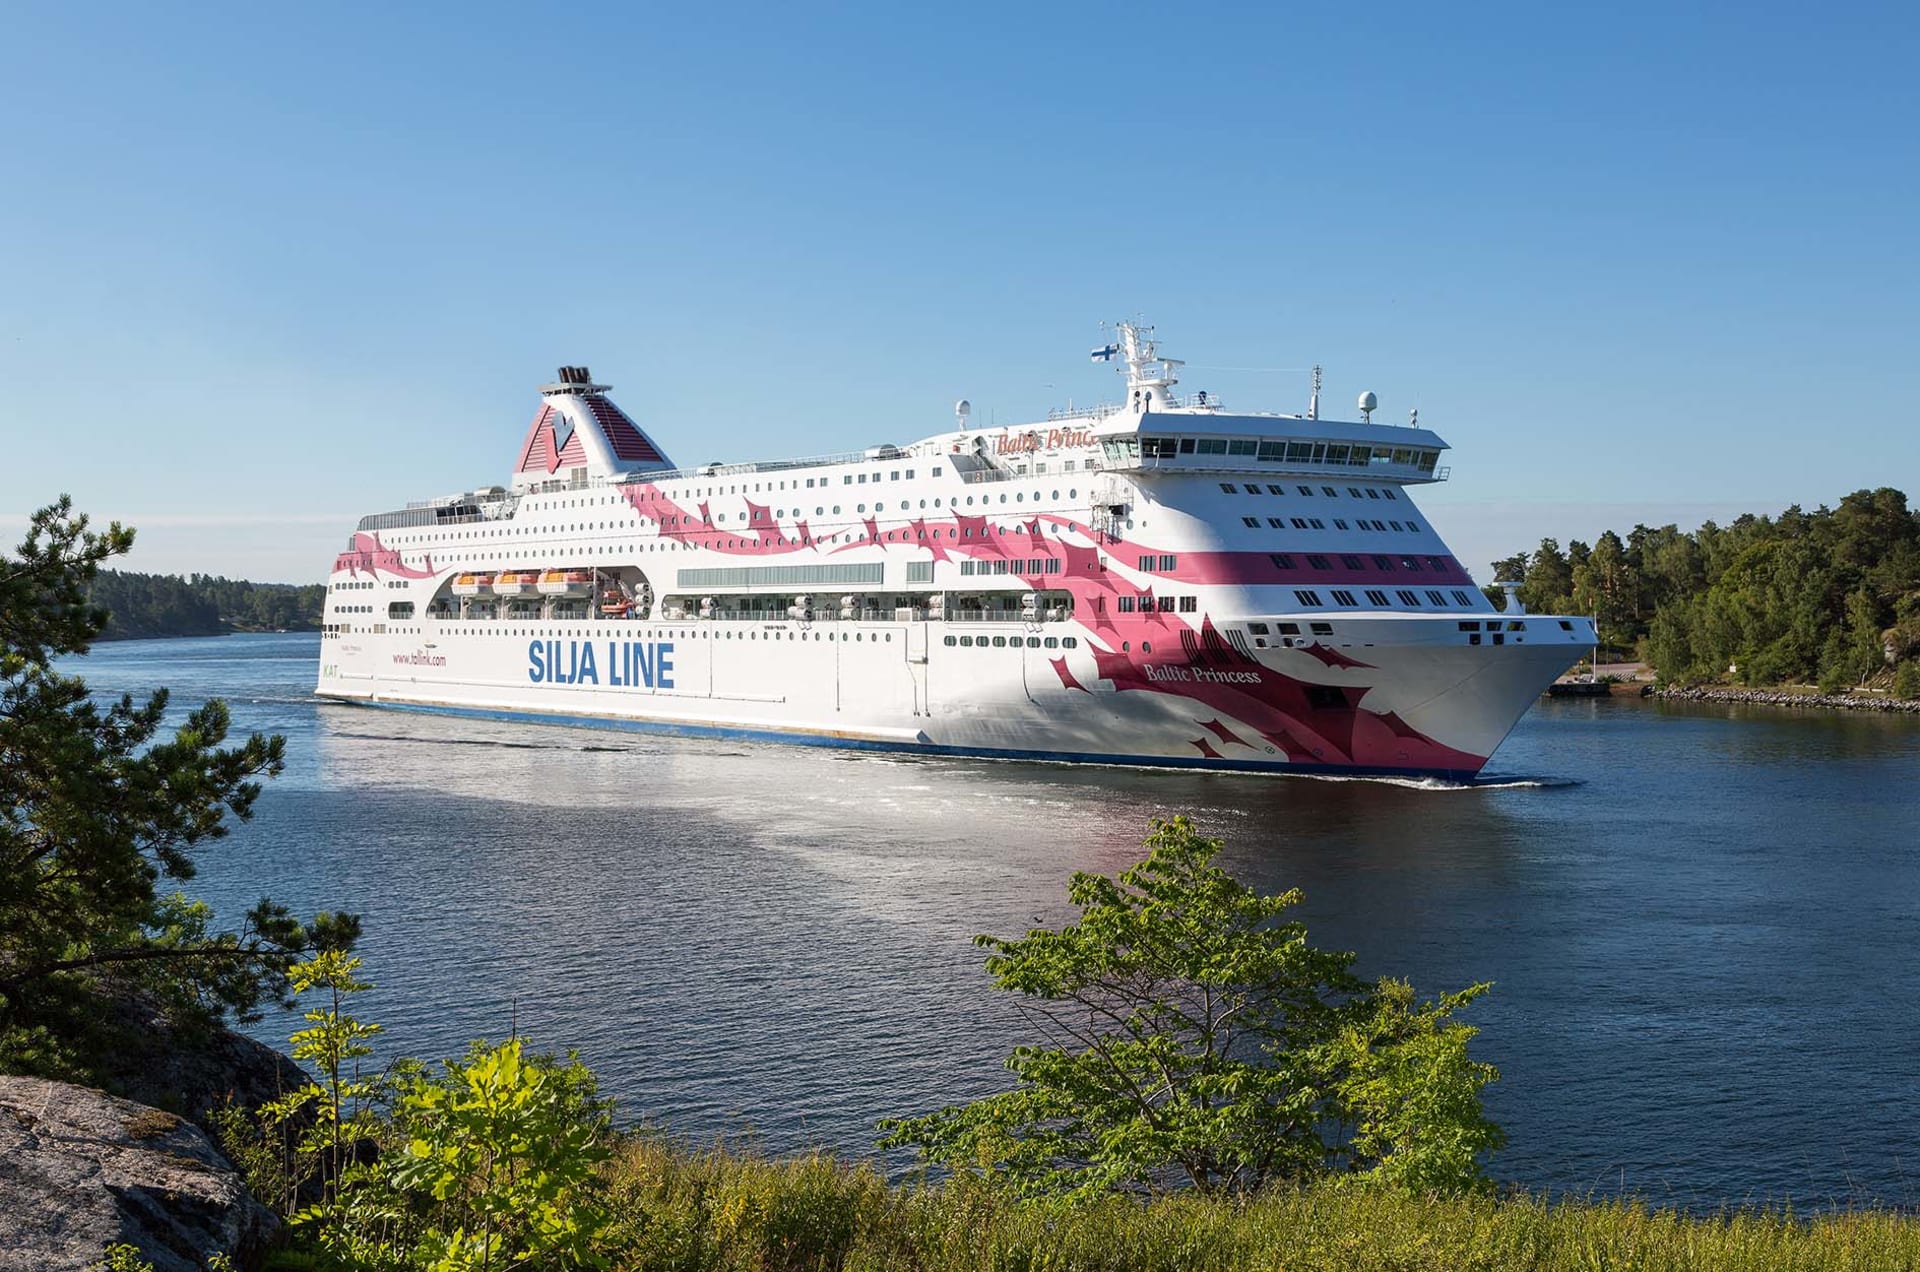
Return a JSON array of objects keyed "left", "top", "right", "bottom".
[{"left": 1358, "top": 391, "right": 1378, "bottom": 412}]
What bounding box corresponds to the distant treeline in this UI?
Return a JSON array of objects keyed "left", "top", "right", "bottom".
[
  {"left": 1494, "top": 487, "right": 1920, "bottom": 692},
  {"left": 89, "top": 570, "right": 325, "bottom": 640}
]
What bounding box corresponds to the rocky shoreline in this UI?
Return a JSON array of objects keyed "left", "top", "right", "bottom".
[{"left": 1650, "top": 685, "right": 1920, "bottom": 714}]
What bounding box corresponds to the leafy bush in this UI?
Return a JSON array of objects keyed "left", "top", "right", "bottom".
[{"left": 879, "top": 816, "right": 1501, "bottom": 1197}]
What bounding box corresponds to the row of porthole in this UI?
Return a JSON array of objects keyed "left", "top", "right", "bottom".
[{"left": 945, "top": 635, "right": 1083, "bottom": 650}]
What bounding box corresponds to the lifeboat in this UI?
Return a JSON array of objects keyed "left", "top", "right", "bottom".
[
  {"left": 450, "top": 572, "right": 490, "bottom": 597},
  {"left": 599, "top": 588, "right": 632, "bottom": 617},
  {"left": 492, "top": 569, "right": 540, "bottom": 597},
  {"left": 537, "top": 568, "right": 595, "bottom": 597}
]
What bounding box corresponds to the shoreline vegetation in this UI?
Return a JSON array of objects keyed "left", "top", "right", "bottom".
[
  {"left": 1494, "top": 486, "right": 1920, "bottom": 703},
  {"left": 86, "top": 569, "right": 324, "bottom": 641}
]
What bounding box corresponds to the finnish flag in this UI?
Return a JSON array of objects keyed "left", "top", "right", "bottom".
[{"left": 1089, "top": 344, "right": 1119, "bottom": 362}]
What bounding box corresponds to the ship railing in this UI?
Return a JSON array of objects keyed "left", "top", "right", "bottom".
[{"left": 1046, "top": 402, "right": 1121, "bottom": 422}]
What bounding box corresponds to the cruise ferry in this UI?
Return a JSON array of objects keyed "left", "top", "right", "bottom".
[{"left": 317, "top": 325, "right": 1592, "bottom": 779}]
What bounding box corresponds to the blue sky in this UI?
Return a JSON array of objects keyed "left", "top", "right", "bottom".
[{"left": 3, "top": 2, "right": 1915, "bottom": 582}]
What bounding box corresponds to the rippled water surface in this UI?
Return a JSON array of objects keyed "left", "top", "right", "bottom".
[{"left": 65, "top": 634, "right": 1920, "bottom": 1207}]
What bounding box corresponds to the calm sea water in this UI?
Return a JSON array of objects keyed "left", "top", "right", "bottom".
[{"left": 62, "top": 634, "right": 1920, "bottom": 1208}]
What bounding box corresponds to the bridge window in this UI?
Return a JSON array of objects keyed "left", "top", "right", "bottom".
[
  {"left": 1257, "top": 441, "right": 1285, "bottom": 460},
  {"left": 1228, "top": 439, "right": 1257, "bottom": 455},
  {"left": 1143, "top": 437, "right": 1178, "bottom": 458},
  {"left": 1178, "top": 438, "right": 1196, "bottom": 453},
  {"left": 1197, "top": 438, "right": 1228, "bottom": 455}
]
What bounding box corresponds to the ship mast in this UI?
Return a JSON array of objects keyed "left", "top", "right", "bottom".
[{"left": 1111, "top": 321, "right": 1182, "bottom": 412}]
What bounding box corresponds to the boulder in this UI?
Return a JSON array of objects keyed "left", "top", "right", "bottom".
[
  {"left": 88, "top": 992, "right": 310, "bottom": 1141},
  {"left": 0, "top": 1076, "right": 276, "bottom": 1272}
]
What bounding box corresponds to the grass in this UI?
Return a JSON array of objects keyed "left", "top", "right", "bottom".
[{"left": 593, "top": 1139, "right": 1920, "bottom": 1272}]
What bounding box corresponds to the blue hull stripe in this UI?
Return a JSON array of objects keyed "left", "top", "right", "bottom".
[{"left": 316, "top": 695, "right": 1484, "bottom": 784}]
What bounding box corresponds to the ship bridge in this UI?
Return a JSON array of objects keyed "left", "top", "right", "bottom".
[
  {"left": 1074, "top": 322, "right": 1449, "bottom": 483},
  {"left": 1091, "top": 414, "right": 1449, "bottom": 484}
]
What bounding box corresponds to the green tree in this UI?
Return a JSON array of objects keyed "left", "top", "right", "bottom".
[
  {"left": 386, "top": 1039, "right": 614, "bottom": 1271},
  {"left": 0, "top": 497, "right": 355, "bottom": 1077},
  {"left": 879, "top": 817, "right": 1501, "bottom": 1198}
]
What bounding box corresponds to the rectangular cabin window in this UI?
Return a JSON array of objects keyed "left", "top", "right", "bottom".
[
  {"left": 1117, "top": 595, "right": 1136, "bottom": 613},
  {"left": 1242, "top": 516, "right": 1260, "bottom": 528},
  {"left": 1266, "top": 484, "right": 1285, "bottom": 494},
  {"left": 1159, "top": 554, "right": 1176, "bottom": 571},
  {"left": 1269, "top": 553, "right": 1296, "bottom": 569},
  {"left": 906, "top": 561, "right": 934, "bottom": 583},
  {"left": 1277, "top": 622, "right": 1301, "bottom": 635},
  {"left": 1397, "top": 590, "right": 1420, "bottom": 605},
  {"left": 1406, "top": 521, "right": 1421, "bottom": 532},
  {"left": 1333, "top": 519, "right": 1349, "bottom": 530},
  {"left": 1267, "top": 517, "right": 1286, "bottom": 528},
  {"left": 1331, "top": 590, "right": 1357, "bottom": 606},
  {"left": 1306, "top": 555, "right": 1331, "bottom": 570},
  {"left": 1382, "top": 488, "right": 1398, "bottom": 500},
  {"left": 1297, "top": 485, "right": 1313, "bottom": 496},
  {"left": 1308, "top": 519, "right": 1325, "bottom": 529},
  {"left": 1244, "top": 484, "right": 1261, "bottom": 494},
  {"left": 1179, "top": 596, "right": 1197, "bottom": 612},
  {"left": 1459, "top": 621, "right": 1481, "bottom": 632},
  {"left": 1219, "top": 483, "right": 1236, "bottom": 494},
  {"left": 1366, "top": 589, "right": 1389, "bottom": 605},
  {"left": 1426, "top": 590, "right": 1447, "bottom": 606},
  {"left": 1291, "top": 517, "right": 1309, "bottom": 529},
  {"left": 1453, "top": 591, "right": 1475, "bottom": 606},
  {"left": 1341, "top": 555, "right": 1363, "bottom": 569},
  {"left": 1293, "top": 590, "right": 1323, "bottom": 607},
  {"left": 1247, "top": 622, "right": 1270, "bottom": 634}
]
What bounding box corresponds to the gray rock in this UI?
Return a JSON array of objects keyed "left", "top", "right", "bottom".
[
  {"left": 89, "top": 992, "right": 310, "bottom": 1144},
  {"left": 0, "top": 1076, "right": 276, "bottom": 1272}
]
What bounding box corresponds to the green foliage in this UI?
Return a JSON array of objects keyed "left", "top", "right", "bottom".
[
  {"left": 0, "top": 497, "right": 356, "bottom": 1080},
  {"left": 1497, "top": 488, "right": 1920, "bottom": 683},
  {"left": 385, "top": 1038, "right": 614, "bottom": 1270},
  {"left": 879, "top": 816, "right": 1501, "bottom": 1198},
  {"left": 87, "top": 568, "right": 326, "bottom": 640},
  {"left": 92, "top": 1245, "right": 235, "bottom": 1271},
  {"left": 259, "top": 951, "right": 386, "bottom": 1226},
  {"left": 596, "top": 1139, "right": 1920, "bottom": 1272},
  {"left": 1895, "top": 659, "right": 1920, "bottom": 701}
]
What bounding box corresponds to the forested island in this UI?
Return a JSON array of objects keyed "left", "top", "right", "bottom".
[
  {"left": 1493, "top": 487, "right": 1920, "bottom": 695},
  {"left": 88, "top": 569, "right": 325, "bottom": 641}
]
